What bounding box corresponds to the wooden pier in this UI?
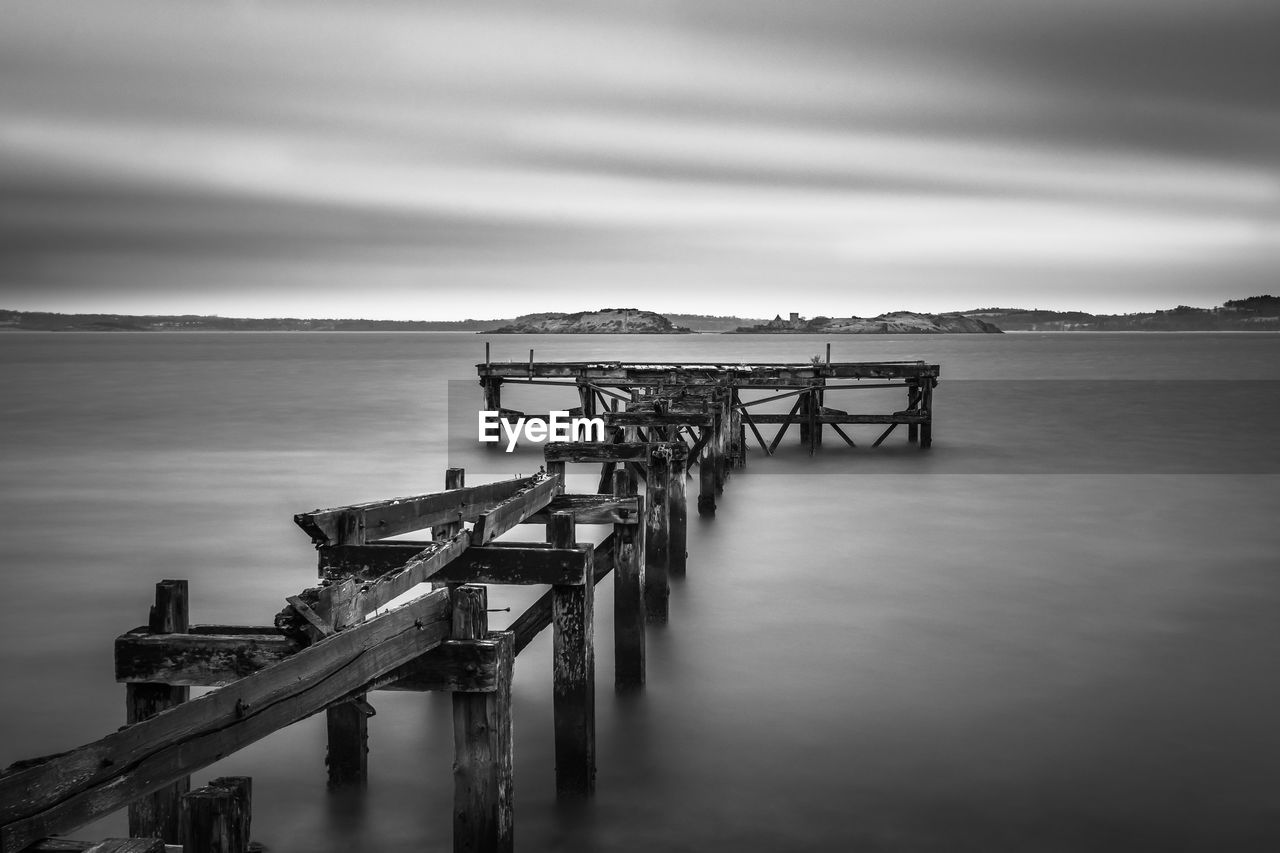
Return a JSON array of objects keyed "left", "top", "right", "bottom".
[{"left": 0, "top": 357, "right": 939, "bottom": 852}]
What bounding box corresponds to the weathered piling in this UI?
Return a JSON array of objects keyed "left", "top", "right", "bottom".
[
  {"left": 549, "top": 512, "right": 595, "bottom": 796},
  {"left": 698, "top": 443, "right": 716, "bottom": 517},
  {"left": 612, "top": 469, "right": 645, "bottom": 689},
  {"left": 669, "top": 449, "right": 688, "bottom": 576},
  {"left": 180, "top": 776, "right": 251, "bottom": 853},
  {"left": 451, "top": 585, "right": 515, "bottom": 853},
  {"left": 126, "top": 579, "right": 190, "bottom": 843},
  {"left": 644, "top": 446, "right": 671, "bottom": 623}
]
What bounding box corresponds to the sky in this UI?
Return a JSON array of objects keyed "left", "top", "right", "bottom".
[{"left": 2, "top": 0, "right": 1278, "bottom": 320}]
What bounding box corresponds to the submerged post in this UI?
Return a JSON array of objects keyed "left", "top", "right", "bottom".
[
  {"left": 452, "top": 585, "right": 515, "bottom": 852},
  {"left": 697, "top": 434, "right": 716, "bottom": 518},
  {"left": 127, "top": 579, "right": 190, "bottom": 843},
  {"left": 181, "top": 776, "right": 252, "bottom": 853},
  {"left": 644, "top": 446, "right": 671, "bottom": 622},
  {"left": 612, "top": 469, "right": 645, "bottom": 689},
  {"left": 907, "top": 381, "right": 920, "bottom": 444},
  {"left": 550, "top": 511, "right": 595, "bottom": 796},
  {"left": 920, "top": 377, "right": 934, "bottom": 448},
  {"left": 669, "top": 447, "right": 687, "bottom": 577}
]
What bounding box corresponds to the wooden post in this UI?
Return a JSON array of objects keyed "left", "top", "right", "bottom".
[
  {"left": 731, "top": 388, "right": 746, "bottom": 469},
  {"left": 483, "top": 377, "right": 502, "bottom": 415},
  {"left": 644, "top": 447, "right": 671, "bottom": 623},
  {"left": 550, "top": 512, "right": 595, "bottom": 795},
  {"left": 669, "top": 447, "right": 687, "bottom": 577},
  {"left": 180, "top": 776, "right": 251, "bottom": 853},
  {"left": 452, "top": 585, "right": 514, "bottom": 853},
  {"left": 612, "top": 470, "right": 644, "bottom": 689},
  {"left": 577, "top": 380, "right": 596, "bottom": 419},
  {"left": 325, "top": 697, "right": 369, "bottom": 789},
  {"left": 920, "top": 378, "right": 934, "bottom": 448},
  {"left": 697, "top": 431, "right": 716, "bottom": 517},
  {"left": 813, "top": 379, "right": 824, "bottom": 450},
  {"left": 127, "top": 579, "right": 190, "bottom": 843},
  {"left": 907, "top": 381, "right": 919, "bottom": 444}
]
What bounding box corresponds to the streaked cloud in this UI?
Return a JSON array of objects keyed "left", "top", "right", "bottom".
[{"left": 1, "top": 0, "right": 1277, "bottom": 318}]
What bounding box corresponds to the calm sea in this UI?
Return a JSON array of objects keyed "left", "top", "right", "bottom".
[{"left": 1, "top": 331, "right": 1278, "bottom": 852}]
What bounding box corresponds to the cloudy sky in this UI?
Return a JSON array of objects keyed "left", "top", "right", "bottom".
[{"left": 2, "top": 0, "right": 1278, "bottom": 319}]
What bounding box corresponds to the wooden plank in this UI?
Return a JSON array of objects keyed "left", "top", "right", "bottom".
[
  {"left": 317, "top": 543, "right": 427, "bottom": 579},
  {"left": 0, "top": 590, "right": 451, "bottom": 852},
  {"left": 428, "top": 546, "right": 590, "bottom": 586},
  {"left": 127, "top": 580, "right": 189, "bottom": 844},
  {"left": 451, "top": 588, "right": 514, "bottom": 853},
  {"left": 115, "top": 634, "right": 501, "bottom": 694},
  {"left": 294, "top": 476, "right": 536, "bottom": 546},
  {"left": 602, "top": 412, "right": 711, "bottom": 427},
  {"left": 115, "top": 631, "right": 301, "bottom": 687},
  {"left": 26, "top": 841, "right": 174, "bottom": 853},
  {"left": 376, "top": 639, "right": 501, "bottom": 693},
  {"left": 523, "top": 494, "right": 641, "bottom": 526},
  {"left": 550, "top": 515, "right": 594, "bottom": 796},
  {"left": 829, "top": 422, "right": 858, "bottom": 448},
  {"left": 740, "top": 407, "right": 772, "bottom": 456},
  {"left": 750, "top": 412, "right": 928, "bottom": 425},
  {"left": 277, "top": 533, "right": 469, "bottom": 639},
  {"left": 470, "top": 475, "right": 560, "bottom": 546},
  {"left": 181, "top": 777, "right": 250, "bottom": 853}
]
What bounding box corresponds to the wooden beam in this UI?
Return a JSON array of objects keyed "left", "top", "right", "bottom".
[
  {"left": 26, "top": 840, "right": 172, "bottom": 853},
  {"left": 376, "top": 639, "right": 502, "bottom": 693},
  {"left": 294, "top": 476, "right": 536, "bottom": 546},
  {"left": 470, "top": 475, "right": 560, "bottom": 545},
  {"left": 277, "top": 532, "right": 469, "bottom": 638},
  {"left": 523, "top": 494, "right": 641, "bottom": 526},
  {"left": 871, "top": 423, "right": 898, "bottom": 447},
  {"left": 428, "top": 545, "right": 591, "bottom": 586},
  {"left": 749, "top": 412, "right": 928, "bottom": 425},
  {"left": 767, "top": 395, "right": 806, "bottom": 455},
  {"left": 543, "top": 442, "right": 686, "bottom": 464},
  {"left": 115, "top": 631, "right": 301, "bottom": 687},
  {"left": 508, "top": 536, "right": 614, "bottom": 656},
  {"left": 0, "top": 590, "right": 451, "bottom": 852}
]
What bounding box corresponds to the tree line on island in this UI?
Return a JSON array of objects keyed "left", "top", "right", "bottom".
[{"left": 2, "top": 296, "right": 1277, "bottom": 333}]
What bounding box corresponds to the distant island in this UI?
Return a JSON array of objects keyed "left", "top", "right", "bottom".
[
  {"left": 2, "top": 296, "right": 1276, "bottom": 333},
  {"left": 731, "top": 311, "right": 1002, "bottom": 334},
  {"left": 955, "top": 295, "right": 1280, "bottom": 331},
  {"left": 488, "top": 308, "right": 692, "bottom": 334}
]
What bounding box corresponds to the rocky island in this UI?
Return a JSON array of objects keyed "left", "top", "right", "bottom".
[
  {"left": 732, "top": 312, "right": 1003, "bottom": 334},
  {"left": 488, "top": 308, "right": 693, "bottom": 334}
]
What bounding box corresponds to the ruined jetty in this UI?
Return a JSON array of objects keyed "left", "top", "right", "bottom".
[{"left": 0, "top": 352, "right": 939, "bottom": 853}]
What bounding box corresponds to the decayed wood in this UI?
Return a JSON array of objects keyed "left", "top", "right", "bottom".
[
  {"left": 523, "top": 494, "right": 640, "bottom": 526},
  {"left": 550, "top": 514, "right": 594, "bottom": 796},
  {"left": 127, "top": 580, "right": 189, "bottom": 844},
  {"left": 612, "top": 471, "right": 644, "bottom": 689},
  {"left": 277, "top": 532, "right": 470, "bottom": 639},
  {"left": 452, "top": 585, "right": 514, "bottom": 853},
  {"left": 543, "top": 442, "right": 652, "bottom": 464},
  {"left": 27, "top": 840, "right": 171, "bottom": 853},
  {"left": 295, "top": 476, "right": 536, "bottom": 546},
  {"left": 434, "top": 468, "right": 467, "bottom": 542},
  {"left": 377, "top": 639, "right": 501, "bottom": 693},
  {"left": 325, "top": 696, "right": 369, "bottom": 789},
  {"left": 920, "top": 377, "right": 934, "bottom": 448},
  {"left": 749, "top": 412, "right": 928, "bottom": 425},
  {"left": 0, "top": 590, "right": 451, "bottom": 852},
  {"left": 429, "top": 546, "right": 590, "bottom": 586},
  {"left": 317, "top": 543, "right": 429, "bottom": 579},
  {"left": 470, "top": 475, "right": 559, "bottom": 546},
  {"left": 181, "top": 777, "right": 251, "bottom": 853},
  {"left": 508, "top": 537, "right": 614, "bottom": 655},
  {"left": 766, "top": 395, "right": 806, "bottom": 455},
  {"left": 115, "top": 631, "right": 301, "bottom": 687},
  {"left": 644, "top": 446, "right": 671, "bottom": 624},
  {"left": 669, "top": 451, "right": 687, "bottom": 577}
]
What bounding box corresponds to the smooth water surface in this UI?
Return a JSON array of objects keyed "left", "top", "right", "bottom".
[{"left": 1, "top": 331, "right": 1278, "bottom": 851}]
